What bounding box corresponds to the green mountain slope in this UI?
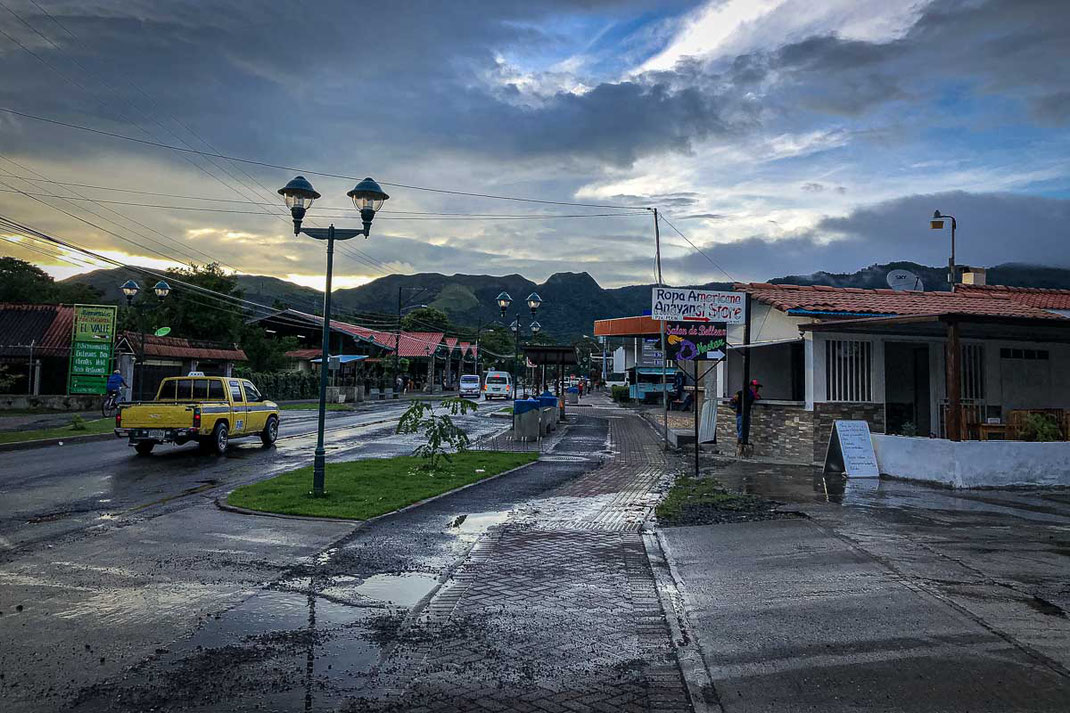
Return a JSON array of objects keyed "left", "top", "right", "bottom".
[{"left": 59, "top": 262, "right": 1070, "bottom": 342}]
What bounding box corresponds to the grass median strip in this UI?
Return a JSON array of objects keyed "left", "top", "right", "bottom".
[
  {"left": 226, "top": 450, "right": 538, "bottom": 520},
  {"left": 656, "top": 474, "right": 790, "bottom": 526},
  {"left": 0, "top": 417, "right": 114, "bottom": 445}
]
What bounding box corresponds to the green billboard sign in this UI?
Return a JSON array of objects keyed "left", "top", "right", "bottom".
[{"left": 67, "top": 304, "right": 118, "bottom": 395}]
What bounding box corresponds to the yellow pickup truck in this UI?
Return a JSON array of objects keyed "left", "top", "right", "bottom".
[{"left": 115, "top": 374, "right": 280, "bottom": 456}]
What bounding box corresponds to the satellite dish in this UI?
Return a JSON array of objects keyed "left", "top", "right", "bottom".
[
  {"left": 886, "top": 269, "right": 923, "bottom": 292},
  {"left": 154, "top": 327, "right": 171, "bottom": 337}
]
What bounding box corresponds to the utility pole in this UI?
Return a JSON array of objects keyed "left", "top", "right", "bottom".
[
  {"left": 394, "top": 286, "right": 402, "bottom": 386},
  {"left": 653, "top": 207, "right": 669, "bottom": 450},
  {"left": 740, "top": 292, "right": 753, "bottom": 453}
]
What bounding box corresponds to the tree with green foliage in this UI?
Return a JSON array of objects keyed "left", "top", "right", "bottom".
[
  {"left": 151, "top": 263, "right": 245, "bottom": 342},
  {"left": 239, "top": 324, "right": 300, "bottom": 372},
  {"left": 572, "top": 335, "right": 600, "bottom": 376},
  {"left": 401, "top": 306, "right": 450, "bottom": 333},
  {"left": 0, "top": 257, "right": 102, "bottom": 304},
  {"left": 0, "top": 364, "right": 16, "bottom": 393},
  {"left": 395, "top": 397, "right": 478, "bottom": 472},
  {"left": 476, "top": 326, "right": 513, "bottom": 371}
]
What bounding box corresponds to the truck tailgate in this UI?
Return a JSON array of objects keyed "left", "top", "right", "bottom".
[{"left": 120, "top": 403, "right": 198, "bottom": 429}]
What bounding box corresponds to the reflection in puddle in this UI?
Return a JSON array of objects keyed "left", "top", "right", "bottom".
[
  {"left": 354, "top": 573, "right": 439, "bottom": 607},
  {"left": 449, "top": 510, "right": 512, "bottom": 534}
]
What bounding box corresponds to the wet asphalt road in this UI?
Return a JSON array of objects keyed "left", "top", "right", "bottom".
[
  {"left": 663, "top": 457, "right": 1070, "bottom": 711},
  {"left": 0, "top": 401, "right": 511, "bottom": 712}
]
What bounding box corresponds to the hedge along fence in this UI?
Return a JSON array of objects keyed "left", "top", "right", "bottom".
[{"left": 244, "top": 371, "right": 319, "bottom": 401}]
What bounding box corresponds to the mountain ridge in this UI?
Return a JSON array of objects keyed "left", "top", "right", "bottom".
[{"left": 61, "top": 262, "right": 1070, "bottom": 341}]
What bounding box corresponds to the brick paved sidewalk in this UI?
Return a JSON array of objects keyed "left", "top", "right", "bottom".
[{"left": 349, "top": 411, "right": 692, "bottom": 712}]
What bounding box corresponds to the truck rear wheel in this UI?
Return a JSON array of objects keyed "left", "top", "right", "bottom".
[
  {"left": 207, "top": 421, "right": 229, "bottom": 455},
  {"left": 134, "top": 441, "right": 155, "bottom": 456},
  {"left": 260, "top": 416, "right": 278, "bottom": 447}
]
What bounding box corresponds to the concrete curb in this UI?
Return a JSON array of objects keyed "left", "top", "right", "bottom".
[
  {"left": 0, "top": 431, "right": 117, "bottom": 453},
  {"left": 643, "top": 529, "right": 724, "bottom": 713},
  {"left": 214, "top": 457, "right": 541, "bottom": 524}
]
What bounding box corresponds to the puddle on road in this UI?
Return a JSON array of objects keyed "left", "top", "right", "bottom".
[
  {"left": 185, "top": 589, "right": 373, "bottom": 649},
  {"left": 448, "top": 509, "right": 512, "bottom": 534},
  {"left": 353, "top": 572, "right": 439, "bottom": 607}
]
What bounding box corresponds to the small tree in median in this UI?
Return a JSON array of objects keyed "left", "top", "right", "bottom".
[{"left": 396, "top": 397, "right": 478, "bottom": 472}]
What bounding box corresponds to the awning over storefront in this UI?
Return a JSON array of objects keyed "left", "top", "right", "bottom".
[
  {"left": 593, "top": 315, "right": 661, "bottom": 337},
  {"left": 521, "top": 345, "right": 578, "bottom": 366},
  {"left": 310, "top": 354, "right": 369, "bottom": 364}
]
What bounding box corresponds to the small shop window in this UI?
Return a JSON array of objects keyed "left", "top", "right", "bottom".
[
  {"left": 1000, "top": 348, "right": 1049, "bottom": 360},
  {"left": 825, "top": 339, "right": 871, "bottom": 402}
]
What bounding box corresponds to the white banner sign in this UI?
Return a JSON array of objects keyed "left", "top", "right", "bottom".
[{"left": 651, "top": 288, "right": 746, "bottom": 323}]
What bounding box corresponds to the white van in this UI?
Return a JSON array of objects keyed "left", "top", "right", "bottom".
[
  {"left": 459, "top": 374, "right": 481, "bottom": 398},
  {"left": 483, "top": 371, "right": 513, "bottom": 400}
]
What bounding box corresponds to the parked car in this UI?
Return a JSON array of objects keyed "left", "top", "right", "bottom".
[
  {"left": 459, "top": 374, "right": 481, "bottom": 398},
  {"left": 483, "top": 371, "right": 513, "bottom": 400},
  {"left": 114, "top": 373, "right": 279, "bottom": 456}
]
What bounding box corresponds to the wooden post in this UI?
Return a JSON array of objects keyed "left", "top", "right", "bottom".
[
  {"left": 946, "top": 319, "right": 961, "bottom": 441},
  {"left": 740, "top": 293, "right": 753, "bottom": 447}
]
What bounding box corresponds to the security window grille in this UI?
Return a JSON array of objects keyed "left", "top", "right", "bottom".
[
  {"left": 825, "top": 339, "right": 872, "bottom": 402},
  {"left": 962, "top": 343, "right": 985, "bottom": 400}
]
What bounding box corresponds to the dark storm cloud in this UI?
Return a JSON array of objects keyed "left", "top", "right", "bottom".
[
  {"left": 662, "top": 191, "right": 1070, "bottom": 282},
  {"left": 1, "top": 0, "right": 1066, "bottom": 170}
]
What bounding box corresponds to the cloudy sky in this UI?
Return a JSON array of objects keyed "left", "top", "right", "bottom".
[{"left": 0, "top": 0, "right": 1067, "bottom": 290}]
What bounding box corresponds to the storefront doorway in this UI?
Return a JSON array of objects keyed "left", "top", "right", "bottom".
[{"left": 885, "top": 342, "right": 931, "bottom": 436}]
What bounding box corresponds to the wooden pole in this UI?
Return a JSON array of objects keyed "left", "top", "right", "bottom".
[
  {"left": 946, "top": 319, "right": 962, "bottom": 441},
  {"left": 740, "top": 293, "right": 753, "bottom": 449}
]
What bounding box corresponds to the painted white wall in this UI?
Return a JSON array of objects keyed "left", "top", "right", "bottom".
[{"left": 872, "top": 434, "right": 1070, "bottom": 488}]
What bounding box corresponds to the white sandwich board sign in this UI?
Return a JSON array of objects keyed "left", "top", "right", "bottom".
[
  {"left": 823, "top": 420, "right": 880, "bottom": 478},
  {"left": 651, "top": 287, "right": 746, "bottom": 324}
]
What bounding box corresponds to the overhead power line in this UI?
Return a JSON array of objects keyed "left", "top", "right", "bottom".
[
  {"left": 657, "top": 213, "right": 736, "bottom": 284},
  {"left": 0, "top": 107, "right": 646, "bottom": 211}
]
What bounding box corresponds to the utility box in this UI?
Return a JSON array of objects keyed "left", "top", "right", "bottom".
[
  {"left": 538, "top": 392, "right": 557, "bottom": 434},
  {"left": 513, "top": 398, "right": 540, "bottom": 441}
]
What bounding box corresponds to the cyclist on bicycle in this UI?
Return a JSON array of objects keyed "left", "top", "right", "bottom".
[{"left": 106, "top": 369, "right": 127, "bottom": 402}]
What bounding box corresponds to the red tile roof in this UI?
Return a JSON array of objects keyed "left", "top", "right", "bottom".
[
  {"left": 444, "top": 337, "right": 458, "bottom": 353},
  {"left": 0, "top": 303, "right": 74, "bottom": 357},
  {"left": 458, "top": 341, "right": 470, "bottom": 357},
  {"left": 284, "top": 348, "right": 322, "bottom": 360},
  {"left": 956, "top": 284, "right": 1070, "bottom": 310},
  {"left": 276, "top": 309, "right": 445, "bottom": 357},
  {"left": 121, "top": 332, "right": 246, "bottom": 361},
  {"left": 736, "top": 283, "right": 1065, "bottom": 320}
]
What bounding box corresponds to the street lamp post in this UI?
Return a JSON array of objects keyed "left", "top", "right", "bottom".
[
  {"left": 930, "top": 210, "right": 958, "bottom": 290},
  {"left": 279, "top": 175, "right": 389, "bottom": 497},
  {"left": 496, "top": 292, "right": 541, "bottom": 399},
  {"left": 120, "top": 279, "right": 171, "bottom": 401}
]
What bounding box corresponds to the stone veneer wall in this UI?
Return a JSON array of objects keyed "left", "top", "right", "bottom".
[
  {"left": 711, "top": 400, "right": 886, "bottom": 465},
  {"left": 715, "top": 401, "right": 815, "bottom": 463},
  {"left": 812, "top": 402, "right": 886, "bottom": 465}
]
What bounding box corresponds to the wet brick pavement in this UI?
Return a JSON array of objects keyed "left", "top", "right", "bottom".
[{"left": 351, "top": 407, "right": 692, "bottom": 712}]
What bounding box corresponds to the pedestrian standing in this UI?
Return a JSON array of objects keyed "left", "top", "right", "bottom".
[{"left": 730, "top": 379, "right": 762, "bottom": 455}]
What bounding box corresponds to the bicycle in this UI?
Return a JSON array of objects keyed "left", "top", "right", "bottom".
[{"left": 101, "top": 391, "right": 122, "bottom": 419}]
